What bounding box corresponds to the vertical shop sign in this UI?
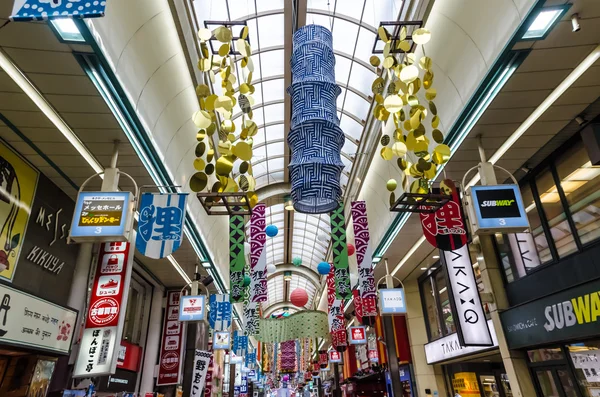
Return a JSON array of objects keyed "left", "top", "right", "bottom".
[
  {"left": 442, "top": 245, "right": 493, "bottom": 346},
  {"left": 0, "top": 140, "right": 38, "bottom": 282},
  {"left": 157, "top": 291, "right": 185, "bottom": 386},
  {"left": 209, "top": 294, "right": 231, "bottom": 331},
  {"left": 350, "top": 201, "right": 377, "bottom": 317},
  {"left": 190, "top": 350, "right": 212, "bottom": 397},
  {"left": 229, "top": 214, "right": 245, "bottom": 303},
  {"left": 73, "top": 242, "right": 133, "bottom": 376},
  {"left": 136, "top": 193, "right": 188, "bottom": 259},
  {"left": 330, "top": 203, "right": 351, "bottom": 299},
  {"left": 327, "top": 268, "right": 346, "bottom": 349},
  {"left": 419, "top": 179, "right": 468, "bottom": 250}
]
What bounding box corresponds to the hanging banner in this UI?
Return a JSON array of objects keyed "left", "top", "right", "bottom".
[
  {"left": 229, "top": 214, "right": 245, "bottom": 303},
  {"left": 327, "top": 268, "right": 346, "bottom": 349},
  {"left": 330, "top": 202, "right": 351, "bottom": 299},
  {"left": 352, "top": 289, "right": 363, "bottom": 324},
  {"left": 10, "top": 0, "right": 107, "bottom": 21},
  {"left": 157, "top": 291, "right": 185, "bottom": 386},
  {"left": 69, "top": 192, "right": 134, "bottom": 243},
  {"left": 190, "top": 350, "right": 212, "bottom": 397},
  {"left": 350, "top": 201, "right": 377, "bottom": 317},
  {"left": 250, "top": 203, "right": 267, "bottom": 302},
  {"left": 205, "top": 337, "right": 214, "bottom": 397},
  {"left": 280, "top": 340, "right": 297, "bottom": 372},
  {"left": 73, "top": 242, "right": 133, "bottom": 377},
  {"left": 208, "top": 294, "right": 231, "bottom": 331},
  {"left": 243, "top": 302, "right": 259, "bottom": 336},
  {"left": 442, "top": 245, "right": 493, "bottom": 347},
  {"left": 136, "top": 193, "right": 187, "bottom": 259},
  {"left": 419, "top": 179, "right": 468, "bottom": 251}
]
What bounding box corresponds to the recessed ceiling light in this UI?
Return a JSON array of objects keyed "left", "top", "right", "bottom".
[
  {"left": 522, "top": 8, "right": 565, "bottom": 39},
  {"left": 433, "top": 255, "right": 439, "bottom": 259},
  {"left": 50, "top": 18, "right": 86, "bottom": 43},
  {"left": 420, "top": 267, "right": 428, "bottom": 271}
]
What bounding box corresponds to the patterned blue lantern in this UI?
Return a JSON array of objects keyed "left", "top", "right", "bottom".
[{"left": 288, "top": 25, "right": 345, "bottom": 214}]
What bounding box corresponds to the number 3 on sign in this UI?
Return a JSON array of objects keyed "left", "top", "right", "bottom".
[
  {"left": 95, "top": 227, "right": 102, "bottom": 234},
  {"left": 499, "top": 219, "right": 506, "bottom": 226}
]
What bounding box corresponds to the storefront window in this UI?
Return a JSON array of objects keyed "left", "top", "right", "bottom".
[
  {"left": 536, "top": 167, "right": 578, "bottom": 259},
  {"left": 422, "top": 277, "right": 442, "bottom": 340},
  {"left": 527, "top": 347, "right": 565, "bottom": 362},
  {"left": 567, "top": 341, "right": 600, "bottom": 397},
  {"left": 435, "top": 271, "right": 456, "bottom": 335},
  {"left": 555, "top": 141, "right": 600, "bottom": 247}
]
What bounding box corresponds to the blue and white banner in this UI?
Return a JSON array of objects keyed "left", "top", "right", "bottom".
[
  {"left": 10, "top": 0, "right": 107, "bottom": 21},
  {"left": 136, "top": 193, "right": 188, "bottom": 259},
  {"left": 208, "top": 294, "right": 232, "bottom": 331}
]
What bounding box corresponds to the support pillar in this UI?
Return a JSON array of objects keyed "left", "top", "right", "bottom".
[
  {"left": 139, "top": 285, "right": 164, "bottom": 395},
  {"left": 333, "top": 362, "right": 341, "bottom": 397},
  {"left": 382, "top": 315, "right": 407, "bottom": 397},
  {"left": 404, "top": 279, "right": 448, "bottom": 397}
]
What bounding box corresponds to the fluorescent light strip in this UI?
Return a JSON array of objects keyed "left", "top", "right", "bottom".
[
  {"left": 167, "top": 255, "right": 192, "bottom": 284},
  {"left": 391, "top": 236, "right": 427, "bottom": 276},
  {"left": 468, "top": 44, "right": 600, "bottom": 187},
  {"left": 0, "top": 49, "right": 104, "bottom": 175}
]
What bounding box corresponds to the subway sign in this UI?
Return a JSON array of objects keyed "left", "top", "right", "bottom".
[
  {"left": 467, "top": 185, "right": 529, "bottom": 235},
  {"left": 501, "top": 278, "right": 600, "bottom": 349}
]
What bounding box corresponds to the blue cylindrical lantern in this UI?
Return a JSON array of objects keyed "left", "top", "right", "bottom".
[
  {"left": 288, "top": 25, "right": 345, "bottom": 214},
  {"left": 266, "top": 224, "right": 279, "bottom": 237},
  {"left": 317, "top": 261, "right": 331, "bottom": 275}
]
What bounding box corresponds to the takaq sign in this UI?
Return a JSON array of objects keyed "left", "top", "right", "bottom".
[
  {"left": 442, "top": 245, "right": 493, "bottom": 347},
  {"left": 378, "top": 288, "right": 406, "bottom": 315}
]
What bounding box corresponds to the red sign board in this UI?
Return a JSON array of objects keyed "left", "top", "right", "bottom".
[
  {"left": 157, "top": 291, "right": 184, "bottom": 386},
  {"left": 419, "top": 179, "right": 468, "bottom": 251},
  {"left": 368, "top": 349, "right": 379, "bottom": 362},
  {"left": 86, "top": 242, "right": 131, "bottom": 329},
  {"left": 117, "top": 340, "right": 143, "bottom": 372}
]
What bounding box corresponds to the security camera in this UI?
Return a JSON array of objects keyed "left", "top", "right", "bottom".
[{"left": 571, "top": 14, "right": 580, "bottom": 32}]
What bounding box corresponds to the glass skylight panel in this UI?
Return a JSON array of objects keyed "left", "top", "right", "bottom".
[
  {"left": 193, "top": 0, "right": 228, "bottom": 23},
  {"left": 340, "top": 115, "right": 363, "bottom": 140},
  {"left": 260, "top": 51, "right": 285, "bottom": 78},
  {"left": 306, "top": 13, "right": 333, "bottom": 30},
  {"left": 256, "top": 0, "right": 284, "bottom": 14},
  {"left": 252, "top": 145, "right": 267, "bottom": 162},
  {"left": 362, "top": 0, "right": 403, "bottom": 29},
  {"left": 265, "top": 142, "right": 285, "bottom": 157},
  {"left": 355, "top": 27, "right": 376, "bottom": 60},
  {"left": 266, "top": 157, "right": 284, "bottom": 171},
  {"left": 251, "top": 161, "right": 268, "bottom": 177},
  {"left": 348, "top": 64, "right": 376, "bottom": 97},
  {"left": 335, "top": 0, "right": 365, "bottom": 21},
  {"left": 341, "top": 89, "right": 369, "bottom": 122},
  {"left": 257, "top": 14, "right": 284, "bottom": 49},
  {"left": 226, "top": 0, "right": 256, "bottom": 20},
  {"left": 261, "top": 78, "right": 285, "bottom": 102},
  {"left": 307, "top": 0, "right": 332, "bottom": 12},
  {"left": 335, "top": 56, "right": 352, "bottom": 84},
  {"left": 332, "top": 19, "right": 359, "bottom": 55},
  {"left": 263, "top": 103, "right": 285, "bottom": 123}
]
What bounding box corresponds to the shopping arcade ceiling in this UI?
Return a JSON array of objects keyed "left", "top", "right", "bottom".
[{"left": 190, "top": 0, "right": 405, "bottom": 312}]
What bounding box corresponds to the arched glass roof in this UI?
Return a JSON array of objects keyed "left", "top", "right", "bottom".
[{"left": 192, "top": 0, "right": 403, "bottom": 314}]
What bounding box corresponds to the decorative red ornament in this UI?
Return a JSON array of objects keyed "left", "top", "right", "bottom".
[
  {"left": 290, "top": 288, "right": 309, "bottom": 307},
  {"left": 347, "top": 243, "right": 355, "bottom": 256}
]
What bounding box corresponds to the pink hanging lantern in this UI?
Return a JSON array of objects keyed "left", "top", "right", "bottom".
[{"left": 290, "top": 288, "right": 309, "bottom": 307}]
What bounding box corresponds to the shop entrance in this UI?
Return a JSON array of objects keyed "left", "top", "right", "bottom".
[
  {"left": 444, "top": 356, "right": 513, "bottom": 397},
  {"left": 532, "top": 366, "right": 579, "bottom": 397}
]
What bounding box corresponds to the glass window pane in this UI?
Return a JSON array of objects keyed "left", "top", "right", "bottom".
[
  {"left": 422, "top": 277, "right": 442, "bottom": 340},
  {"left": 263, "top": 103, "right": 285, "bottom": 124},
  {"left": 556, "top": 369, "right": 578, "bottom": 397},
  {"left": 332, "top": 19, "right": 359, "bottom": 55},
  {"left": 335, "top": 56, "right": 352, "bottom": 85},
  {"left": 227, "top": 0, "right": 256, "bottom": 20},
  {"left": 452, "top": 372, "right": 480, "bottom": 396},
  {"left": 479, "top": 375, "right": 499, "bottom": 397},
  {"left": 567, "top": 340, "right": 600, "bottom": 396},
  {"left": 265, "top": 142, "right": 285, "bottom": 157},
  {"left": 335, "top": 0, "right": 364, "bottom": 20},
  {"left": 535, "top": 370, "right": 561, "bottom": 397},
  {"left": 527, "top": 347, "right": 565, "bottom": 362},
  {"left": 536, "top": 168, "right": 577, "bottom": 258},
  {"left": 435, "top": 271, "right": 456, "bottom": 336},
  {"left": 354, "top": 27, "right": 376, "bottom": 62},
  {"left": 555, "top": 140, "right": 600, "bottom": 246}
]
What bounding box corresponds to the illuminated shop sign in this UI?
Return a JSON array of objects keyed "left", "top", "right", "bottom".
[
  {"left": 70, "top": 192, "right": 133, "bottom": 243},
  {"left": 467, "top": 185, "right": 529, "bottom": 235}
]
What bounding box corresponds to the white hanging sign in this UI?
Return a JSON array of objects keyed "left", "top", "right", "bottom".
[{"left": 190, "top": 350, "right": 212, "bottom": 397}]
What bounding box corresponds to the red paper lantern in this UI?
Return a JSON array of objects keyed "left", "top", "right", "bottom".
[
  {"left": 290, "top": 288, "right": 309, "bottom": 307},
  {"left": 347, "top": 243, "right": 355, "bottom": 256}
]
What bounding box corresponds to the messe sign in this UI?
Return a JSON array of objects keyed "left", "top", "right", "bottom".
[
  {"left": 73, "top": 242, "right": 133, "bottom": 377},
  {"left": 378, "top": 288, "right": 407, "bottom": 315},
  {"left": 348, "top": 326, "right": 367, "bottom": 345},
  {"left": 468, "top": 185, "right": 529, "bottom": 235},
  {"left": 442, "top": 245, "right": 493, "bottom": 347},
  {"left": 157, "top": 291, "right": 185, "bottom": 386},
  {"left": 179, "top": 295, "right": 206, "bottom": 322},
  {"left": 0, "top": 283, "right": 76, "bottom": 355},
  {"left": 70, "top": 192, "right": 133, "bottom": 243},
  {"left": 424, "top": 319, "right": 498, "bottom": 364}
]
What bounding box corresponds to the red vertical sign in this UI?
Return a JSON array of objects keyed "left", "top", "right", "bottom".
[{"left": 157, "top": 291, "right": 184, "bottom": 386}]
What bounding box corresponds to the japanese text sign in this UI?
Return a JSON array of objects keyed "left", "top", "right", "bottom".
[
  {"left": 136, "top": 193, "right": 188, "bottom": 259},
  {"left": 209, "top": 294, "right": 231, "bottom": 331},
  {"left": 157, "top": 291, "right": 185, "bottom": 386},
  {"left": 190, "top": 350, "right": 211, "bottom": 397},
  {"left": 179, "top": 295, "right": 205, "bottom": 322},
  {"left": 70, "top": 192, "right": 133, "bottom": 243}
]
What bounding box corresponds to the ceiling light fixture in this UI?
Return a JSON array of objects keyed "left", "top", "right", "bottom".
[
  {"left": 420, "top": 267, "right": 428, "bottom": 271},
  {"left": 571, "top": 13, "right": 580, "bottom": 33},
  {"left": 283, "top": 270, "right": 292, "bottom": 281},
  {"left": 433, "top": 255, "right": 439, "bottom": 259},
  {"left": 522, "top": 7, "right": 566, "bottom": 39},
  {"left": 391, "top": 236, "right": 426, "bottom": 276},
  {"left": 49, "top": 18, "right": 86, "bottom": 43},
  {"left": 284, "top": 195, "right": 294, "bottom": 211},
  {"left": 0, "top": 49, "right": 104, "bottom": 174},
  {"left": 167, "top": 255, "right": 192, "bottom": 285},
  {"left": 468, "top": 44, "right": 600, "bottom": 187}
]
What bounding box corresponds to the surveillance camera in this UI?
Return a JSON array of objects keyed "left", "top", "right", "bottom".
[
  {"left": 571, "top": 14, "right": 580, "bottom": 32},
  {"left": 575, "top": 116, "right": 586, "bottom": 126}
]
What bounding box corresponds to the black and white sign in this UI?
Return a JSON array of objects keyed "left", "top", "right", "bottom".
[
  {"left": 0, "top": 283, "right": 77, "bottom": 354},
  {"left": 424, "top": 319, "right": 498, "bottom": 364},
  {"left": 190, "top": 350, "right": 212, "bottom": 397},
  {"left": 442, "top": 245, "right": 493, "bottom": 346}
]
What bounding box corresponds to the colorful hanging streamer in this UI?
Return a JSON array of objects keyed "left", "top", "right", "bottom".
[
  {"left": 327, "top": 267, "right": 347, "bottom": 349},
  {"left": 250, "top": 203, "right": 268, "bottom": 302},
  {"left": 351, "top": 201, "right": 378, "bottom": 318},
  {"left": 229, "top": 213, "right": 245, "bottom": 302},
  {"left": 330, "top": 202, "right": 352, "bottom": 299}
]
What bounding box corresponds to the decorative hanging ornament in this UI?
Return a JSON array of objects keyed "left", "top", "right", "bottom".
[
  {"left": 317, "top": 233, "right": 328, "bottom": 242},
  {"left": 292, "top": 257, "right": 302, "bottom": 267},
  {"left": 290, "top": 288, "right": 309, "bottom": 307},
  {"left": 243, "top": 274, "right": 251, "bottom": 287},
  {"left": 265, "top": 225, "right": 279, "bottom": 237},
  {"left": 317, "top": 261, "right": 331, "bottom": 275},
  {"left": 347, "top": 243, "right": 355, "bottom": 256},
  {"left": 267, "top": 264, "right": 277, "bottom": 274}
]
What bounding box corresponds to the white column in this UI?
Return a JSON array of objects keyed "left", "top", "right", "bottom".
[
  {"left": 139, "top": 285, "right": 165, "bottom": 395},
  {"left": 68, "top": 242, "right": 94, "bottom": 364}
]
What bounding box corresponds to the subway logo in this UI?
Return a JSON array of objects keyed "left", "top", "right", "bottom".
[
  {"left": 544, "top": 290, "right": 600, "bottom": 332},
  {"left": 480, "top": 200, "right": 515, "bottom": 207}
]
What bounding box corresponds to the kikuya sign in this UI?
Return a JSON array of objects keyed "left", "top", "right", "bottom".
[
  {"left": 442, "top": 245, "right": 493, "bottom": 346},
  {"left": 467, "top": 185, "right": 529, "bottom": 235},
  {"left": 501, "top": 278, "right": 600, "bottom": 349},
  {"left": 425, "top": 319, "right": 498, "bottom": 364}
]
